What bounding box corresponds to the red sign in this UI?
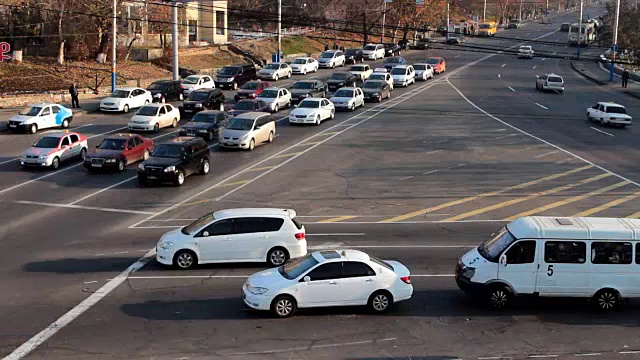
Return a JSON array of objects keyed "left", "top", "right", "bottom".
[{"left": 0, "top": 42, "right": 11, "bottom": 61}]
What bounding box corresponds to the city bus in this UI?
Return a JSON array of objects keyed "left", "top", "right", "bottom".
[
  {"left": 478, "top": 22, "right": 497, "bottom": 36},
  {"left": 568, "top": 22, "right": 596, "bottom": 46}
]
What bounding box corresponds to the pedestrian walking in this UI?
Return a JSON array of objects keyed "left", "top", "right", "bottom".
[
  {"left": 68, "top": 82, "right": 80, "bottom": 108},
  {"left": 622, "top": 68, "right": 630, "bottom": 88},
  {"left": 324, "top": 44, "right": 329, "bottom": 51}
]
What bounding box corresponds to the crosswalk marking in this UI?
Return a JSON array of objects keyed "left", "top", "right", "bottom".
[
  {"left": 379, "top": 165, "right": 593, "bottom": 222},
  {"left": 317, "top": 215, "right": 359, "bottom": 223},
  {"left": 627, "top": 211, "right": 640, "bottom": 219},
  {"left": 443, "top": 173, "right": 612, "bottom": 221},
  {"left": 573, "top": 191, "right": 640, "bottom": 217},
  {"left": 505, "top": 181, "right": 631, "bottom": 220},
  {"left": 274, "top": 151, "right": 304, "bottom": 159},
  {"left": 245, "top": 166, "right": 277, "bottom": 172}
]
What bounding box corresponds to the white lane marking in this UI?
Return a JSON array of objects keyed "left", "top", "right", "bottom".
[
  {"left": 533, "top": 65, "right": 537, "bottom": 69},
  {"left": 454, "top": 54, "right": 460, "bottom": 58},
  {"left": 70, "top": 123, "right": 94, "bottom": 131},
  {"left": 590, "top": 127, "right": 614, "bottom": 137},
  {"left": 619, "top": 350, "right": 640, "bottom": 354},
  {"left": 534, "top": 150, "right": 559, "bottom": 158},
  {"left": 307, "top": 233, "right": 365, "bottom": 236},
  {"left": 83, "top": 281, "right": 98, "bottom": 284},
  {"left": 574, "top": 354, "right": 602, "bottom": 357},
  {"left": 501, "top": 64, "right": 506, "bottom": 68},
  {"left": 88, "top": 126, "right": 128, "bottom": 139},
  {"left": 498, "top": 74, "right": 501, "bottom": 78},
  {"left": 13, "top": 200, "right": 156, "bottom": 215},
  {"left": 127, "top": 275, "right": 453, "bottom": 280},
  {"left": 3, "top": 249, "right": 155, "bottom": 360},
  {"left": 492, "top": 133, "right": 518, "bottom": 140},
  {"left": 555, "top": 158, "right": 574, "bottom": 164},
  {"left": 0, "top": 163, "right": 83, "bottom": 196},
  {"left": 67, "top": 175, "right": 137, "bottom": 205},
  {"left": 478, "top": 357, "right": 513, "bottom": 360},
  {"left": 225, "top": 338, "right": 397, "bottom": 356},
  {"left": 446, "top": 78, "right": 640, "bottom": 189},
  {"left": 423, "top": 169, "right": 440, "bottom": 175},
  {"left": 528, "top": 355, "right": 558, "bottom": 358},
  {"left": 399, "top": 176, "right": 413, "bottom": 180},
  {"left": 541, "top": 58, "right": 547, "bottom": 61},
  {"left": 307, "top": 76, "right": 319, "bottom": 79},
  {"left": 535, "top": 102, "right": 549, "bottom": 110},
  {"left": 425, "top": 149, "right": 443, "bottom": 155},
  {"left": 0, "top": 158, "right": 18, "bottom": 165},
  {"left": 310, "top": 245, "right": 474, "bottom": 249},
  {"left": 507, "top": 86, "right": 516, "bottom": 92},
  {"left": 495, "top": 128, "right": 507, "bottom": 132}
]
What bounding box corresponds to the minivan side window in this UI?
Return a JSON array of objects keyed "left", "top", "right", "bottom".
[
  {"left": 636, "top": 243, "right": 640, "bottom": 264},
  {"left": 544, "top": 241, "right": 586, "bottom": 264},
  {"left": 199, "top": 219, "right": 234, "bottom": 237},
  {"left": 234, "top": 217, "right": 284, "bottom": 234},
  {"left": 592, "top": 242, "right": 632, "bottom": 264},
  {"left": 505, "top": 240, "right": 536, "bottom": 264}
]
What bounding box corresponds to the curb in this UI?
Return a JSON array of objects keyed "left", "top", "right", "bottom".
[{"left": 571, "top": 60, "right": 607, "bottom": 85}]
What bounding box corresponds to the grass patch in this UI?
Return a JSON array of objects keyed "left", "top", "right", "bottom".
[{"left": 282, "top": 36, "right": 322, "bottom": 55}]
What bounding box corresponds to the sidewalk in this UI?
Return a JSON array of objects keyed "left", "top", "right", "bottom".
[
  {"left": 0, "top": 98, "right": 102, "bottom": 132},
  {"left": 571, "top": 59, "right": 640, "bottom": 100}
]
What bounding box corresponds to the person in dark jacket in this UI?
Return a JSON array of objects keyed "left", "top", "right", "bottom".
[
  {"left": 69, "top": 82, "right": 80, "bottom": 108},
  {"left": 324, "top": 44, "right": 329, "bottom": 51},
  {"left": 622, "top": 69, "right": 630, "bottom": 88}
]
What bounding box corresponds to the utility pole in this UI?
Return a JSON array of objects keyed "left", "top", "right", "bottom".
[
  {"left": 381, "top": 0, "right": 386, "bottom": 43},
  {"left": 483, "top": 0, "right": 487, "bottom": 22},
  {"left": 610, "top": 0, "right": 620, "bottom": 81},
  {"left": 446, "top": 2, "right": 450, "bottom": 41},
  {"left": 277, "top": 0, "right": 282, "bottom": 61},
  {"left": 577, "top": 0, "right": 582, "bottom": 59},
  {"left": 111, "top": 0, "right": 117, "bottom": 92},
  {"left": 519, "top": 0, "right": 523, "bottom": 21},
  {"left": 171, "top": 2, "right": 179, "bottom": 80}
]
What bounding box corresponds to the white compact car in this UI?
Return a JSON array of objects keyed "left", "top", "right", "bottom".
[
  {"left": 181, "top": 75, "right": 215, "bottom": 95},
  {"left": 257, "top": 63, "right": 292, "bottom": 81},
  {"left": 369, "top": 72, "right": 394, "bottom": 90},
  {"left": 20, "top": 131, "right": 88, "bottom": 169},
  {"left": 256, "top": 87, "right": 292, "bottom": 112},
  {"left": 329, "top": 87, "right": 365, "bottom": 111},
  {"left": 7, "top": 103, "right": 74, "bottom": 134},
  {"left": 518, "top": 45, "right": 534, "bottom": 59},
  {"left": 318, "top": 50, "right": 346, "bottom": 68},
  {"left": 535, "top": 73, "right": 564, "bottom": 93},
  {"left": 156, "top": 208, "right": 307, "bottom": 269},
  {"left": 349, "top": 64, "right": 373, "bottom": 81},
  {"left": 100, "top": 87, "right": 153, "bottom": 113},
  {"left": 290, "top": 57, "right": 319, "bottom": 75},
  {"left": 289, "top": 98, "right": 335, "bottom": 125},
  {"left": 242, "top": 249, "right": 414, "bottom": 317},
  {"left": 362, "top": 44, "right": 385, "bottom": 60},
  {"left": 413, "top": 63, "right": 434, "bottom": 81},
  {"left": 390, "top": 65, "right": 416, "bottom": 87},
  {"left": 128, "top": 104, "right": 181, "bottom": 133},
  {"left": 586, "top": 101, "right": 632, "bottom": 127}
]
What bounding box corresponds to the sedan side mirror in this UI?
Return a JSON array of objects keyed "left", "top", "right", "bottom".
[
  {"left": 95, "top": 144, "right": 100, "bottom": 148},
  {"left": 499, "top": 254, "right": 507, "bottom": 266},
  {"left": 303, "top": 276, "right": 311, "bottom": 282}
]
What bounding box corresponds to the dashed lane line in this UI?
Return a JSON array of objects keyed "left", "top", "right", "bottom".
[
  {"left": 534, "top": 150, "right": 559, "bottom": 158},
  {"left": 590, "top": 126, "right": 614, "bottom": 137},
  {"left": 535, "top": 102, "right": 549, "bottom": 110},
  {"left": 507, "top": 86, "right": 516, "bottom": 92},
  {"left": 13, "top": 200, "right": 156, "bottom": 215}
]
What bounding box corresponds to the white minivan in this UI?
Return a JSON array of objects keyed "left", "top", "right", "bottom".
[{"left": 456, "top": 216, "right": 640, "bottom": 310}]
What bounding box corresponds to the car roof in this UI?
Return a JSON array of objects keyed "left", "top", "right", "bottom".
[
  {"left": 335, "top": 87, "right": 358, "bottom": 91},
  {"left": 140, "top": 103, "right": 163, "bottom": 108},
  {"left": 428, "top": 56, "right": 444, "bottom": 60},
  {"left": 263, "top": 87, "right": 285, "bottom": 91},
  {"left": 508, "top": 216, "right": 640, "bottom": 241},
  {"left": 41, "top": 131, "right": 78, "bottom": 138},
  {"left": 104, "top": 133, "right": 141, "bottom": 140},
  {"left": 116, "top": 87, "right": 140, "bottom": 91},
  {"left": 232, "top": 111, "right": 271, "bottom": 119},
  {"left": 28, "top": 102, "right": 59, "bottom": 107},
  {"left": 237, "top": 98, "right": 262, "bottom": 103},
  {"left": 168, "top": 136, "right": 203, "bottom": 144},
  {"left": 393, "top": 64, "right": 410, "bottom": 68},
  {"left": 185, "top": 74, "right": 209, "bottom": 78},
  {"left": 213, "top": 208, "right": 297, "bottom": 219},
  {"left": 598, "top": 101, "right": 624, "bottom": 107},
  {"left": 294, "top": 79, "right": 317, "bottom": 83},
  {"left": 544, "top": 73, "right": 563, "bottom": 77},
  {"left": 196, "top": 110, "right": 225, "bottom": 115},
  {"left": 311, "top": 249, "right": 370, "bottom": 263},
  {"left": 293, "top": 57, "right": 313, "bottom": 60}
]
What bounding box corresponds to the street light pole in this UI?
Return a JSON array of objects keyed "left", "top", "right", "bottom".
[
  {"left": 577, "top": 0, "right": 582, "bottom": 59},
  {"left": 609, "top": 0, "right": 621, "bottom": 81},
  {"left": 483, "top": 0, "right": 487, "bottom": 22},
  {"left": 519, "top": 0, "right": 523, "bottom": 21},
  {"left": 381, "top": 0, "right": 386, "bottom": 43},
  {"left": 446, "top": 2, "right": 450, "bottom": 41},
  {"left": 171, "top": 2, "right": 179, "bottom": 80},
  {"left": 111, "top": 0, "right": 117, "bottom": 92},
  {"left": 277, "top": 0, "right": 282, "bottom": 61}
]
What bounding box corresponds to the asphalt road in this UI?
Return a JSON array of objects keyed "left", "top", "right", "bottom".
[{"left": 4, "top": 4, "right": 640, "bottom": 360}]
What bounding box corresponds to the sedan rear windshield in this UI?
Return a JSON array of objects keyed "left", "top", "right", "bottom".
[
  {"left": 369, "top": 255, "right": 394, "bottom": 271},
  {"left": 607, "top": 106, "right": 627, "bottom": 114},
  {"left": 182, "top": 212, "right": 216, "bottom": 235},
  {"left": 279, "top": 254, "right": 319, "bottom": 279},
  {"left": 548, "top": 76, "right": 563, "bottom": 82},
  {"left": 390, "top": 68, "right": 407, "bottom": 75},
  {"left": 330, "top": 73, "right": 349, "bottom": 80},
  {"left": 33, "top": 136, "right": 60, "bottom": 148},
  {"left": 188, "top": 92, "right": 210, "bottom": 101},
  {"left": 241, "top": 82, "right": 259, "bottom": 90}
]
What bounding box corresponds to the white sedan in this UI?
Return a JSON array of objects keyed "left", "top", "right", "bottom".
[
  {"left": 369, "top": 72, "right": 394, "bottom": 90},
  {"left": 257, "top": 63, "right": 292, "bottom": 81},
  {"left": 349, "top": 64, "right": 373, "bottom": 81},
  {"left": 7, "top": 103, "right": 74, "bottom": 134},
  {"left": 181, "top": 75, "right": 215, "bottom": 95},
  {"left": 256, "top": 87, "right": 292, "bottom": 112},
  {"left": 100, "top": 87, "right": 153, "bottom": 113},
  {"left": 413, "top": 63, "right": 434, "bottom": 81},
  {"left": 242, "top": 249, "right": 414, "bottom": 317},
  {"left": 289, "top": 98, "right": 335, "bottom": 125},
  {"left": 329, "top": 87, "right": 365, "bottom": 111},
  {"left": 289, "top": 57, "right": 319, "bottom": 75},
  {"left": 128, "top": 104, "right": 181, "bottom": 133}
]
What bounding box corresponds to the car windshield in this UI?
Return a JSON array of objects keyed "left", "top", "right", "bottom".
[
  {"left": 607, "top": 106, "right": 627, "bottom": 114},
  {"left": 369, "top": 74, "right": 385, "bottom": 80},
  {"left": 298, "top": 100, "right": 320, "bottom": 108},
  {"left": 363, "top": 81, "right": 383, "bottom": 89},
  {"left": 346, "top": 49, "right": 359, "bottom": 55},
  {"left": 363, "top": 45, "right": 376, "bottom": 50},
  {"left": 218, "top": 67, "right": 240, "bottom": 75},
  {"left": 385, "top": 57, "right": 402, "bottom": 63},
  {"left": 182, "top": 76, "right": 200, "bottom": 84},
  {"left": 241, "top": 82, "right": 259, "bottom": 90},
  {"left": 320, "top": 51, "right": 335, "bottom": 58},
  {"left": 147, "top": 82, "right": 168, "bottom": 90},
  {"left": 479, "top": 23, "right": 491, "bottom": 29},
  {"left": 390, "top": 68, "right": 407, "bottom": 75},
  {"left": 19, "top": 106, "right": 42, "bottom": 116},
  {"left": 110, "top": 90, "right": 129, "bottom": 98},
  {"left": 413, "top": 64, "right": 427, "bottom": 70},
  {"left": 226, "top": 117, "right": 254, "bottom": 130},
  {"left": 426, "top": 58, "right": 440, "bottom": 64},
  {"left": 136, "top": 106, "right": 159, "bottom": 116},
  {"left": 548, "top": 76, "right": 563, "bottom": 82},
  {"left": 477, "top": 227, "right": 517, "bottom": 262},
  {"left": 292, "top": 82, "right": 314, "bottom": 89},
  {"left": 151, "top": 144, "right": 184, "bottom": 158},
  {"left": 98, "top": 138, "right": 126, "bottom": 150},
  {"left": 279, "top": 254, "right": 319, "bottom": 279},
  {"left": 259, "top": 89, "right": 278, "bottom": 98},
  {"left": 182, "top": 212, "right": 216, "bottom": 235},
  {"left": 234, "top": 101, "right": 255, "bottom": 110},
  {"left": 32, "top": 136, "right": 59, "bottom": 148},
  {"left": 293, "top": 59, "right": 307, "bottom": 64},
  {"left": 520, "top": 46, "right": 531, "bottom": 51},
  {"left": 188, "top": 91, "right": 210, "bottom": 101},
  {"left": 330, "top": 73, "right": 349, "bottom": 80},
  {"left": 265, "top": 63, "right": 280, "bottom": 69},
  {"left": 192, "top": 113, "right": 217, "bottom": 123},
  {"left": 334, "top": 89, "right": 354, "bottom": 97},
  {"left": 350, "top": 66, "right": 366, "bottom": 71}
]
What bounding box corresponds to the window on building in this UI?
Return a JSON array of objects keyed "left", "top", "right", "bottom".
[{"left": 216, "top": 11, "right": 225, "bottom": 35}]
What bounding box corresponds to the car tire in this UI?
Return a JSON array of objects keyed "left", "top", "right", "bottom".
[
  {"left": 486, "top": 285, "right": 512, "bottom": 309},
  {"left": 350, "top": 103, "right": 355, "bottom": 111},
  {"left": 267, "top": 131, "right": 274, "bottom": 143},
  {"left": 143, "top": 150, "right": 150, "bottom": 160},
  {"left": 173, "top": 250, "right": 197, "bottom": 270},
  {"left": 330, "top": 109, "right": 335, "bottom": 119},
  {"left": 123, "top": 104, "right": 130, "bottom": 113},
  {"left": 274, "top": 74, "right": 279, "bottom": 81},
  {"left": 315, "top": 115, "right": 321, "bottom": 125},
  {"left": 80, "top": 148, "right": 87, "bottom": 161},
  {"left": 287, "top": 72, "right": 292, "bottom": 79},
  {"left": 117, "top": 159, "right": 125, "bottom": 172},
  {"left": 271, "top": 295, "right": 297, "bottom": 318},
  {"left": 61, "top": 118, "right": 70, "bottom": 129},
  {"left": 274, "top": 104, "right": 279, "bottom": 113},
  {"left": 267, "top": 247, "right": 289, "bottom": 266},
  {"left": 200, "top": 158, "right": 210, "bottom": 175},
  {"left": 248, "top": 138, "right": 255, "bottom": 151},
  {"left": 302, "top": 69, "right": 307, "bottom": 75},
  {"left": 207, "top": 131, "right": 215, "bottom": 142},
  {"left": 171, "top": 118, "right": 178, "bottom": 128},
  {"left": 144, "top": 100, "right": 149, "bottom": 105},
  {"left": 174, "top": 170, "right": 185, "bottom": 186},
  {"left": 30, "top": 124, "right": 38, "bottom": 134},
  {"left": 153, "top": 123, "right": 160, "bottom": 133},
  {"left": 51, "top": 156, "right": 60, "bottom": 169},
  {"left": 368, "top": 291, "right": 393, "bottom": 313},
  {"left": 232, "top": 82, "right": 238, "bottom": 90},
  {"left": 594, "top": 289, "right": 620, "bottom": 311},
  {"left": 387, "top": 91, "right": 391, "bottom": 99},
  {"left": 179, "top": 93, "right": 184, "bottom": 101},
  {"left": 286, "top": 101, "right": 291, "bottom": 109}
]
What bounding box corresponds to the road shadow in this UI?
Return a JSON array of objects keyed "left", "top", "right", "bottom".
[
  {"left": 139, "top": 259, "right": 268, "bottom": 272},
  {"left": 23, "top": 256, "right": 141, "bottom": 274},
  {"left": 347, "top": 357, "right": 461, "bottom": 360}
]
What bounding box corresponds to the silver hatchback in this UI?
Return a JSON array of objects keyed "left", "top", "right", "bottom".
[{"left": 218, "top": 112, "right": 276, "bottom": 151}]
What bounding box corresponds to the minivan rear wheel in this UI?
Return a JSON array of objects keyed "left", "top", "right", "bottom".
[
  {"left": 594, "top": 289, "right": 620, "bottom": 311},
  {"left": 267, "top": 247, "right": 289, "bottom": 266}
]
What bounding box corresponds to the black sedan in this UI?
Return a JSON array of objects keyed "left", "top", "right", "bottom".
[
  {"left": 384, "top": 43, "right": 402, "bottom": 57},
  {"left": 326, "top": 72, "right": 359, "bottom": 92},
  {"left": 344, "top": 48, "right": 364, "bottom": 64},
  {"left": 147, "top": 80, "right": 184, "bottom": 103},
  {"left": 180, "top": 88, "right": 225, "bottom": 117},
  {"left": 228, "top": 99, "right": 271, "bottom": 117},
  {"left": 290, "top": 80, "right": 327, "bottom": 102},
  {"left": 446, "top": 35, "right": 465, "bottom": 45},
  {"left": 361, "top": 80, "right": 391, "bottom": 102},
  {"left": 383, "top": 56, "right": 406, "bottom": 72},
  {"left": 178, "top": 110, "right": 228, "bottom": 142}
]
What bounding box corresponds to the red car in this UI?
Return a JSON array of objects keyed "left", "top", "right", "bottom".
[
  {"left": 234, "top": 80, "right": 271, "bottom": 102},
  {"left": 426, "top": 57, "right": 446, "bottom": 74},
  {"left": 84, "top": 133, "right": 154, "bottom": 172}
]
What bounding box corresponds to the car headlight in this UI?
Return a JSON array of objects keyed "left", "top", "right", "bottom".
[
  {"left": 228, "top": 77, "right": 235, "bottom": 82},
  {"left": 158, "top": 241, "right": 174, "bottom": 250},
  {"left": 105, "top": 158, "right": 116, "bottom": 163},
  {"left": 461, "top": 267, "right": 475, "bottom": 279},
  {"left": 247, "top": 284, "right": 268, "bottom": 295},
  {"left": 39, "top": 155, "right": 48, "bottom": 159},
  {"left": 164, "top": 166, "right": 176, "bottom": 173},
  {"left": 138, "top": 163, "right": 145, "bottom": 170},
  {"left": 198, "top": 129, "right": 208, "bottom": 133},
  {"left": 240, "top": 134, "right": 249, "bottom": 141},
  {"left": 374, "top": 93, "right": 381, "bottom": 97},
  {"left": 195, "top": 103, "right": 203, "bottom": 108}
]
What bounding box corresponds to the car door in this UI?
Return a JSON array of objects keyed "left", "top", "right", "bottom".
[
  {"left": 277, "top": 89, "right": 286, "bottom": 107},
  {"left": 195, "top": 219, "right": 236, "bottom": 262},
  {"left": 339, "top": 261, "right": 378, "bottom": 305},
  {"left": 132, "top": 90, "right": 144, "bottom": 108},
  {"left": 535, "top": 240, "right": 589, "bottom": 296},
  {"left": 50, "top": 105, "right": 62, "bottom": 128},
  {"left": 215, "top": 112, "right": 227, "bottom": 135},
  {"left": 321, "top": 99, "right": 331, "bottom": 119},
  {"left": 497, "top": 240, "right": 538, "bottom": 295},
  {"left": 128, "top": 136, "right": 144, "bottom": 162},
  {"left": 356, "top": 89, "right": 364, "bottom": 106},
  {"left": 156, "top": 106, "right": 167, "bottom": 127},
  {"left": 254, "top": 116, "right": 268, "bottom": 143},
  {"left": 38, "top": 106, "right": 55, "bottom": 129},
  {"left": 232, "top": 217, "right": 286, "bottom": 261},
  {"left": 183, "top": 144, "right": 200, "bottom": 175},
  {"left": 203, "top": 76, "right": 213, "bottom": 89},
  {"left": 297, "top": 262, "right": 344, "bottom": 307}
]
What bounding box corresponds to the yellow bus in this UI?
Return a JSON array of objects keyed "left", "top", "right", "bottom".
[{"left": 478, "top": 22, "right": 497, "bottom": 36}]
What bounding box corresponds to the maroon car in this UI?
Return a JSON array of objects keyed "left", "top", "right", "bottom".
[
  {"left": 234, "top": 80, "right": 271, "bottom": 102},
  {"left": 228, "top": 99, "right": 271, "bottom": 117}
]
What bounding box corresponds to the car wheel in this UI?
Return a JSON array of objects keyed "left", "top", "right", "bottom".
[
  {"left": 387, "top": 91, "right": 392, "bottom": 99},
  {"left": 487, "top": 285, "right": 512, "bottom": 309},
  {"left": 267, "top": 131, "right": 274, "bottom": 143},
  {"left": 153, "top": 123, "right": 160, "bottom": 133},
  {"left": 207, "top": 131, "right": 215, "bottom": 142},
  {"left": 173, "top": 250, "right": 197, "bottom": 270},
  {"left": 219, "top": 103, "right": 224, "bottom": 111},
  {"left": 200, "top": 158, "right": 210, "bottom": 175},
  {"left": 594, "top": 289, "right": 620, "bottom": 311},
  {"left": 330, "top": 109, "right": 335, "bottom": 119},
  {"left": 51, "top": 157, "right": 60, "bottom": 169},
  {"left": 144, "top": 100, "right": 149, "bottom": 105},
  {"left": 80, "top": 148, "right": 87, "bottom": 161},
  {"left": 117, "top": 159, "right": 125, "bottom": 172},
  {"left": 248, "top": 138, "right": 255, "bottom": 151},
  {"left": 286, "top": 101, "right": 291, "bottom": 109},
  {"left": 179, "top": 93, "right": 184, "bottom": 101},
  {"left": 171, "top": 118, "right": 178, "bottom": 128},
  {"left": 368, "top": 291, "right": 393, "bottom": 313},
  {"left": 61, "top": 118, "right": 70, "bottom": 129},
  {"left": 267, "top": 247, "right": 289, "bottom": 266},
  {"left": 350, "top": 103, "right": 355, "bottom": 111},
  {"left": 287, "top": 72, "right": 292, "bottom": 78},
  {"left": 123, "top": 104, "right": 129, "bottom": 113},
  {"left": 271, "top": 295, "right": 297, "bottom": 318},
  {"left": 600, "top": 118, "right": 606, "bottom": 126},
  {"left": 232, "top": 82, "right": 238, "bottom": 90},
  {"left": 174, "top": 170, "right": 185, "bottom": 186},
  {"left": 160, "top": 96, "right": 166, "bottom": 104},
  {"left": 274, "top": 104, "right": 279, "bottom": 113},
  {"left": 30, "top": 124, "right": 38, "bottom": 134},
  {"left": 143, "top": 150, "right": 150, "bottom": 160},
  {"left": 274, "top": 74, "right": 279, "bottom": 81},
  {"left": 315, "top": 115, "right": 321, "bottom": 125},
  {"left": 303, "top": 69, "right": 307, "bottom": 75}
]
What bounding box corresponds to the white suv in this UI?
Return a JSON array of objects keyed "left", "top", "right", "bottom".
[
  {"left": 536, "top": 73, "right": 564, "bottom": 93},
  {"left": 318, "top": 50, "right": 346, "bottom": 68},
  {"left": 156, "top": 208, "right": 307, "bottom": 269},
  {"left": 362, "top": 44, "right": 385, "bottom": 60},
  {"left": 586, "top": 102, "right": 632, "bottom": 127},
  {"left": 390, "top": 65, "right": 416, "bottom": 87}
]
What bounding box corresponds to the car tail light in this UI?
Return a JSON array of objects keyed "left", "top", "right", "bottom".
[
  {"left": 400, "top": 276, "right": 412, "bottom": 284},
  {"left": 294, "top": 232, "right": 305, "bottom": 240}
]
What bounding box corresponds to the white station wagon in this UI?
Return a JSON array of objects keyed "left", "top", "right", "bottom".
[{"left": 156, "top": 208, "right": 307, "bottom": 269}]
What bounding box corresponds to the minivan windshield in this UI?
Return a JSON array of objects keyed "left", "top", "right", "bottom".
[
  {"left": 320, "top": 51, "right": 335, "bottom": 58},
  {"left": 363, "top": 45, "right": 376, "bottom": 50},
  {"left": 279, "top": 254, "right": 319, "bottom": 279},
  {"left": 477, "top": 227, "right": 517, "bottom": 262},
  {"left": 226, "top": 117, "right": 254, "bottom": 130},
  {"left": 390, "top": 67, "right": 407, "bottom": 75},
  {"left": 218, "top": 66, "right": 240, "bottom": 76},
  {"left": 182, "top": 212, "right": 216, "bottom": 235}
]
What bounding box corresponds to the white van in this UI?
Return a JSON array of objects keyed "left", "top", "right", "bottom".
[{"left": 456, "top": 216, "right": 640, "bottom": 310}]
